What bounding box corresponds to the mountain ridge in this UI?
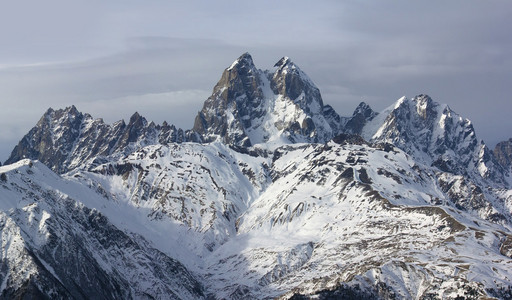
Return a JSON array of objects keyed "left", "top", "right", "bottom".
[
  {"left": 2, "top": 53, "right": 512, "bottom": 299},
  {"left": 193, "top": 53, "right": 343, "bottom": 148}
]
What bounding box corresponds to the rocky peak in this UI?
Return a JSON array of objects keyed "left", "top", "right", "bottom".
[
  {"left": 5, "top": 107, "right": 188, "bottom": 173},
  {"left": 273, "top": 56, "right": 290, "bottom": 68},
  {"left": 494, "top": 138, "right": 512, "bottom": 170},
  {"left": 322, "top": 105, "right": 346, "bottom": 135},
  {"left": 65, "top": 104, "right": 80, "bottom": 115},
  {"left": 46, "top": 105, "right": 82, "bottom": 123},
  {"left": 192, "top": 53, "right": 265, "bottom": 147},
  {"left": 228, "top": 52, "right": 255, "bottom": 68},
  {"left": 221, "top": 52, "right": 262, "bottom": 101},
  {"left": 4, "top": 106, "right": 85, "bottom": 173},
  {"left": 271, "top": 56, "right": 321, "bottom": 109},
  {"left": 353, "top": 102, "right": 375, "bottom": 117},
  {"left": 344, "top": 102, "right": 377, "bottom": 135},
  {"left": 193, "top": 53, "right": 344, "bottom": 148},
  {"left": 414, "top": 94, "right": 437, "bottom": 120},
  {"left": 127, "top": 112, "right": 148, "bottom": 134},
  {"left": 362, "top": 95, "right": 505, "bottom": 184},
  {"left": 128, "top": 111, "right": 145, "bottom": 124},
  {"left": 116, "top": 112, "right": 150, "bottom": 149}
]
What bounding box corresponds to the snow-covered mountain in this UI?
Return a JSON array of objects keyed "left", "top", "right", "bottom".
[
  {"left": 5, "top": 106, "right": 199, "bottom": 174},
  {"left": 193, "top": 53, "right": 343, "bottom": 148},
  {"left": 357, "top": 95, "right": 510, "bottom": 225},
  {"left": 1, "top": 53, "right": 512, "bottom": 299},
  {"left": 0, "top": 160, "right": 204, "bottom": 299},
  {"left": 360, "top": 95, "right": 504, "bottom": 183},
  {"left": 211, "top": 140, "right": 512, "bottom": 299}
]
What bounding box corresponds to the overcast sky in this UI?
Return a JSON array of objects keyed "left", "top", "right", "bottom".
[{"left": 1, "top": 1, "right": 511, "bottom": 161}]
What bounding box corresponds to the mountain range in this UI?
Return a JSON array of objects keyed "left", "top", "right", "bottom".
[{"left": 1, "top": 53, "right": 511, "bottom": 299}]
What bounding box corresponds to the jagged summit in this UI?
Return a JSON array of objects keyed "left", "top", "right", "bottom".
[
  {"left": 494, "top": 138, "right": 512, "bottom": 171},
  {"left": 361, "top": 94, "right": 506, "bottom": 186},
  {"left": 352, "top": 101, "right": 375, "bottom": 116},
  {"left": 273, "top": 56, "right": 289, "bottom": 68},
  {"left": 5, "top": 53, "right": 507, "bottom": 188},
  {"left": 6, "top": 53, "right": 508, "bottom": 187},
  {"left": 192, "top": 53, "right": 263, "bottom": 147},
  {"left": 271, "top": 56, "right": 321, "bottom": 106},
  {"left": 193, "top": 53, "right": 341, "bottom": 148},
  {"left": 344, "top": 101, "right": 377, "bottom": 135},
  {"left": 2, "top": 53, "right": 512, "bottom": 299},
  {"left": 5, "top": 106, "right": 192, "bottom": 173},
  {"left": 227, "top": 52, "right": 255, "bottom": 70}
]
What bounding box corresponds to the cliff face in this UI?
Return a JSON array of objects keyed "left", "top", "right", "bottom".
[
  {"left": 5, "top": 106, "right": 196, "bottom": 174},
  {"left": 193, "top": 53, "right": 343, "bottom": 148},
  {"left": 494, "top": 138, "right": 512, "bottom": 171},
  {"left": 2, "top": 53, "right": 512, "bottom": 299}
]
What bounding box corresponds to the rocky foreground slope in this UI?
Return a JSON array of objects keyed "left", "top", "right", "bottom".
[{"left": 1, "top": 53, "right": 512, "bottom": 299}]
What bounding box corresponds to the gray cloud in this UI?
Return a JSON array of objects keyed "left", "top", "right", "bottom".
[{"left": 0, "top": 1, "right": 511, "bottom": 161}]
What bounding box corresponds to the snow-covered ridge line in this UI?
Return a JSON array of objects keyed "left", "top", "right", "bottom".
[
  {"left": 1, "top": 53, "right": 512, "bottom": 299},
  {"left": 0, "top": 158, "right": 206, "bottom": 299},
  {"left": 4, "top": 105, "right": 201, "bottom": 174},
  {"left": 2, "top": 140, "right": 512, "bottom": 299}
]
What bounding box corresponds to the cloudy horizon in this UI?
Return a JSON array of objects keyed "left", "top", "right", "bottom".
[{"left": 1, "top": 1, "right": 511, "bottom": 161}]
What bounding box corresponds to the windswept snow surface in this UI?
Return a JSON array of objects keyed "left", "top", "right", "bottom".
[
  {"left": 2, "top": 139, "right": 511, "bottom": 299},
  {"left": 0, "top": 159, "right": 205, "bottom": 299},
  {"left": 2, "top": 54, "right": 512, "bottom": 299}
]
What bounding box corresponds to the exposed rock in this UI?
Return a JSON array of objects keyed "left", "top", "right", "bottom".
[
  {"left": 344, "top": 102, "right": 377, "bottom": 135},
  {"left": 500, "top": 234, "right": 512, "bottom": 258},
  {"left": 332, "top": 133, "right": 367, "bottom": 146},
  {"left": 2, "top": 53, "right": 512, "bottom": 300},
  {"left": 5, "top": 107, "right": 191, "bottom": 174},
  {"left": 192, "top": 53, "right": 344, "bottom": 147},
  {"left": 193, "top": 52, "right": 261, "bottom": 147},
  {"left": 494, "top": 138, "right": 512, "bottom": 170},
  {"left": 362, "top": 94, "right": 506, "bottom": 185}
]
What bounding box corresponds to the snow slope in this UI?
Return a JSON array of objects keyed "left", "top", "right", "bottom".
[
  {"left": 0, "top": 160, "right": 205, "bottom": 299},
  {"left": 205, "top": 141, "right": 512, "bottom": 299},
  {"left": 2, "top": 53, "right": 512, "bottom": 299},
  {"left": 3, "top": 140, "right": 511, "bottom": 299}
]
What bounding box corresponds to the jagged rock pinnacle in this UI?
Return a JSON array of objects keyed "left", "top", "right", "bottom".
[
  {"left": 274, "top": 56, "right": 291, "bottom": 68},
  {"left": 228, "top": 52, "right": 255, "bottom": 70},
  {"left": 344, "top": 102, "right": 377, "bottom": 135},
  {"left": 193, "top": 53, "right": 342, "bottom": 147}
]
